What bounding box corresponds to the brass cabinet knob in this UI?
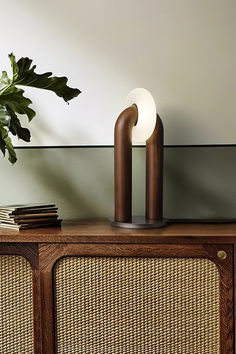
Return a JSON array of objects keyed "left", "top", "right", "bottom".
[{"left": 217, "top": 250, "right": 227, "bottom": 260}]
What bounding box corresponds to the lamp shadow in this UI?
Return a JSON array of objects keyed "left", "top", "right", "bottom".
[{"left": 164, "top": 147, "right": 236, "bottom": 219}]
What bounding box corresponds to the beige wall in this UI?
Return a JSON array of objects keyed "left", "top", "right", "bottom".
[
  {"left": 0, "top": 147, "right": 235, "bottom": 220},
  {"left": 2, "top": 0, "right": 236, "bottom": 146}
]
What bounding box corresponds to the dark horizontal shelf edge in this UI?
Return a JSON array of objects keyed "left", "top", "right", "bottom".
[{"left": 13, "top": 144, "right": 236, "bottom": 149}]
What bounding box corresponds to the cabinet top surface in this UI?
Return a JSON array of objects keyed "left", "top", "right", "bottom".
[{"left": 0, "top": 219, "right": 236, "bottom": 243}]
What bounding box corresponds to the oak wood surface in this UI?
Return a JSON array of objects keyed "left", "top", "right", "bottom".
[{"left": 0, "top": 219, "right": 236, "bottom": 243}]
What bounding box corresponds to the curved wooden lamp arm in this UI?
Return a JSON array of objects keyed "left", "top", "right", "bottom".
[
  {"left": 146, "top": 114, "right": 163, "bottom": 220},
  {"left": 114, "top": 105, "right": 138, "bottom": 222}
]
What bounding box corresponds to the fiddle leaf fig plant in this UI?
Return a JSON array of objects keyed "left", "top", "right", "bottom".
[{"left": 0, "top": 53, "right": 81, "bottom": 163}]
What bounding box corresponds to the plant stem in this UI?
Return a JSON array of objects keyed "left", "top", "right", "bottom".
[{"left": 0, "top": 82, "right": 13, "bottom": 95}]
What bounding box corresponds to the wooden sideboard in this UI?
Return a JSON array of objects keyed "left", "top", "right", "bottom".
[{"left": 0, "top": 219, "right": 235, "bottom": 353}]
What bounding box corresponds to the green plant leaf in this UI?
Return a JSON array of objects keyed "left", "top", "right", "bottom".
[
  {"left": 0, "top": 71, "right": 11, "bottom": 89},
  {"left": 0, "top": 105, "right": 11, "bottom": 126},
  {"left": 0, "top": 124, "right": 17, "bottom": 163},
  {"left": 0, "top": 86, "right": 35, "bottom": 121},
  {"left": 7, "top": 107, "right": 31, "bottom": 142},
  {"left": 0, "top": 53, "right": 81, "bottom": 164},
  {"left": 9, "top": 53, "right": 18, "bottom": 77},
  {"left": 9, "top": 53, "right": 81, "bottom": 102},
  {"left": 0, "top": 134, "right": 6, "bottom": 155}
]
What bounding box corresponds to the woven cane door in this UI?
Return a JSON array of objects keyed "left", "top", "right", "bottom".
[
  {"left": 0, "top": 255, "right": 34, "bottom": 353},
  {"left": 54, "top": 256, "right": 220, "bottom": 354}
]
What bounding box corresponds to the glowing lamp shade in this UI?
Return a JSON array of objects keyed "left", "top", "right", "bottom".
[{"left": 124, "top": 88, "right": 157, "bottom": 143}]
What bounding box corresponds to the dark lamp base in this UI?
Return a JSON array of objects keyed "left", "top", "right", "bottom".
[{"left": 110, "top": 216, "right": 168, "bottom": 229}]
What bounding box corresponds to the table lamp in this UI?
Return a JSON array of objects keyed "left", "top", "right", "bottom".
[{"left": 111, "top": 88, "right": 168, "bottom": 229}]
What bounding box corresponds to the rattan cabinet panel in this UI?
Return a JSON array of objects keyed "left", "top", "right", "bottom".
[
  {"left": 0, "top": 255, "right": 34, "bottom": 353},
  {"left": 54, "top": 256, "right": 220, "bottom": 354},
  {"left": 0, "top": 221, "right": 234, "bottom": 353}
]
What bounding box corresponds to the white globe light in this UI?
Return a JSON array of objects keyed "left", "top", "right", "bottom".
[{"left": 124, "top": 88, "right": 157, "bottom": 143}]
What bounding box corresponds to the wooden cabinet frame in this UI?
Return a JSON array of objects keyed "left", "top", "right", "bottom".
[
  {"left": 0, "top": 221, "right": 235, "bottom": 353},
  {"left": 39, "top": 243, "right": 234, "bottom": 354}
]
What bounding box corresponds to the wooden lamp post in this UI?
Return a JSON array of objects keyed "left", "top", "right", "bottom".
[{"left": 111, "top": 88, "right": 168, "bottom": 229}]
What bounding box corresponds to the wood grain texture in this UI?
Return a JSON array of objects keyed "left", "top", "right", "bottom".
[
  {"left": 32, "top": 268, "right": 42, "bottom": 354},
  {"left": 210, "top": 245, "right": 234, "bottom": 353},
  {"left": 39, "top": 244, "right": 59, "bottom": 354},
  {"left": 0, "top": 219, "right": 236, "bottom": 243},
  {"left": 0, "top": 243, "right": 38, "bottom": 268},
  {"left": 114, "top": 105, "right": 138, "bottom": 222},
  {"left": 146, "top": 113, "right": 163, "bottom": 220}
]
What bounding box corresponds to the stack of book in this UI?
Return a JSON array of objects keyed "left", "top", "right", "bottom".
[{"left": 0, "top": 203, "right": 61, "bottom": 230}]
